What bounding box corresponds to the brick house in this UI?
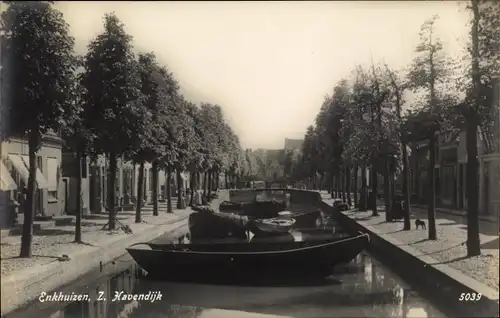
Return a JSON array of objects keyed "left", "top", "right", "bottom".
[{"left": 0, "top": 131, "right": 64, "bottom": 228}]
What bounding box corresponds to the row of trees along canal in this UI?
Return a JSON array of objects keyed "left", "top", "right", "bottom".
[
  {"left": 1, "top": 2, "right": 249, "bottom": 258},
  {"left": 290, "top": 2, "right": 499, "bottom": 257}
]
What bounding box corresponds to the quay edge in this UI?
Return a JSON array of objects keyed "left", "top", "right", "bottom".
[
  {"left": 0, "top": 215, "right": 190, "bottom": 317},
  {"left": 320, "top": 201, "right": 499, "bottom": 318}
]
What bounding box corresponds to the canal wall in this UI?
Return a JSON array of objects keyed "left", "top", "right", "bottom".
[
  {"left": 319, "top": 200, "right": 499, "bottom": 318},
  {"left": 1, "top": 214, "right": 189, "bottom": 316}
]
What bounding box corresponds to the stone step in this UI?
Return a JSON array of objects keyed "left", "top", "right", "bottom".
[
  {"left": 53, "top": 215, "right": 75, "bottom": 226},
  {"left": 13, "top": 220, "right": 55, "bottom": 229},
  {"left": 9, "top": 221, "right": 55, "bottom": 235}
]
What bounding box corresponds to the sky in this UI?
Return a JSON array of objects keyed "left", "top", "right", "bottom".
[{"left": 55, "top": 1, "right": 471, "bottom": 150}]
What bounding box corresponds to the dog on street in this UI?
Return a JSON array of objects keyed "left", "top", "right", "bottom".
[{"left": 415, "top": 219, "right": 426, "bottom": 230}]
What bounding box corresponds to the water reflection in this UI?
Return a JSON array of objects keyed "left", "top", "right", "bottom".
[
  {"left": 363, "top": 256, "right": 432, "bottom": 318},
  {"left": 7, "top": 251, "right": 451, "bottom": 318}
]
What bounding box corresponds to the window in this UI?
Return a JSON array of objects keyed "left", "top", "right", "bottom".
[{"left": 47, "top": 157, "right": 59, "bottom": 200}]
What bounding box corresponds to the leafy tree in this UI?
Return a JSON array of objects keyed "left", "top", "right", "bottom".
[
  {"left": 384, "top": 64, "right": 412, "bottom": 230},
  {"left": 460, "top": 0, "right": 500, "bottom": 255},
  {"left": 129, "top": 52, "right": 177, "bottom": 222},
  {"left": 298, "top": 125, "right": 320, "bottom": 188},
  {"left": 81, "top": 13, "right": 149, "bottom": 230},
  {"left": 62, "top": 56, "right": 96, "bottom": 243},
  {"left": 225, "top": 129, "right": 244, "bottom": 188},
  {"left": 1, "top": 1, "right": 78, "bottom": 257},
  {"left": 342, "top": 65, "right": 394, "bottom": 216},
  {"left": 326, "top": 81, "right": 351, "bottom": 200},
  {"left": 283, "top": 151, "right": 295, "bottom": 178},
  {"left": 197, "top": 103, "right": 226, "bottom": 196},
  {"left": 406, "top": 15, "right": 457, "bottom": 239},
  {"left": 183, "top": 101, "right": 204, "bottom": 205},
  {"left": 173, "top": 96, "right": 198, "bottom": 209}
]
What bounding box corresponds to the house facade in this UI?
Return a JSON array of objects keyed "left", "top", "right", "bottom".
[
  {"left": 0, "top": 131, "right": 64, "bottom": 228},
  {"left": 61, "top": 149, "right": 192, "bottom": 218},
  {"left": 406, "top": 89, "right": 499, "bottom": 217},
  {"left": 479, "top": 77, "right": 500, "bottom": 218}
]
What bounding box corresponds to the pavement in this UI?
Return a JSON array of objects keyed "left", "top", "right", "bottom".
[
  {"left": 412, "top": 204, "right": 498, "bottom": 224},
  {"left": 320, "top": 190, "right": 498, "bottom": 224},
  {"left": 0, "top": 198, "right": 192, "bottom": 316},
  {"left": 321, "top": 193, "right": 499, "bottom": 312}
]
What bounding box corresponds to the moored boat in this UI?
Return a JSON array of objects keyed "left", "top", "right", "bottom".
[{"left": 126, "top": 232, "right": 370, "bottom": 282}]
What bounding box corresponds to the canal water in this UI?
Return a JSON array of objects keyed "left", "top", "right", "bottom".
[{"left": 5, "top": 235, "right": 451, "bottom": 318}]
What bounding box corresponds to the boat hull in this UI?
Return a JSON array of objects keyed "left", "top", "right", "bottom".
[{"left": 127, "top": 233, "right": 369, "bottom": 282}]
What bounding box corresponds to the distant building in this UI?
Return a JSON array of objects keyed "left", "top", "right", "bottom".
[
  {"left": 265, "top": 149, "right": 285, "bottom": 180},
  {"left": 284, "top": 138, "right": 303, "bottom": 151}
]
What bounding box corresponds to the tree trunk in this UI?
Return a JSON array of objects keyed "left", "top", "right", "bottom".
[
  {"left": 190, "top": 170, "right": 196, "bottom": 206},
  {"left": 207, "top": 170, "right": 212, "bottom": 198},
  {"left": 360, "top": 165, "right": 368, "bottom": 211},
  {"left": 466, "top": 119, "right": 481, "bottom": 255},
  {"left": 353, "top": 165, "right": 359, "bottom": 207},
  {"left": 371, "top": 166, "right": 379, "bottom": 216},
  {"left": 152, "top": 160, "right": 159, "bottom": 216},
  {"left": 389, "top": 62, "right": 412, "bottom": 229},
  {"left": 336, "top": 174, "right": 341, "bottom": 198},
  {"left": 390, "top": 174, "right": 396, "bottom": 220},
  {"left": 346, "top": 167, "right": 352, "bottom": 207},
  {"left": 427, "top": 135, "right": 437, "bottom": 240},
  {"left": 74, "top": 149, "right": 83, "bottom": 243},
  {"left": 107, "top": 152, "right": 117, "bottom": 230},
  {"left": 135, "top": 160, "right": 145, "bottom": 223},
  {"left": 341, "top": 170, "right": 347, "bottom": 202},
  {"left": 225, "top": 171, "right": 229, "bottom": 189},
  {"left": 19, "top": 131, "right": 39, "bottom": 257},
  {"left": 328, "top": 172, "right": 333, "bottom": 197},
  {"left": 176, "top": 169, "right": 184, "bottom": 209},
  {"left": 414, "top": 152, "right": 421, "bottom": 203},
  {"left": 203, "top": 172, "right": 207, "bottom": 196},
  {"left": 215, "top": 169, "right": 220, "bottom": 190},
  {"left": 166, "top": 166, "right": 173, "bottom": 213},
  {"left": 402, "top": 141, "right": 412, "bottom": 230},
  {"left": 384, "top": 162, "right": 391, "bottom": 222},
  {"left": 212, "top": 170, "right": 216, "bottom": 190},
  {"left": 465, "top": 0, "right": 481, "bottom": 256},
  {"left": 331, "top": 175, "right": 336, "bottom": 198}
]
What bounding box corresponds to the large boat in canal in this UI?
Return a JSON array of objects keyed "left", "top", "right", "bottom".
[
  {"left": 126, "top": 190, "right": 369, "bottom": 282},
  {"left": 127, "top": 230, "right": 369, "bottom": 282}
]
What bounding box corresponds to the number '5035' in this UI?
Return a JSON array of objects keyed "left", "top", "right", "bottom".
[{"left": 458, "top": 293, "right": 482, "bottom": 301}]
